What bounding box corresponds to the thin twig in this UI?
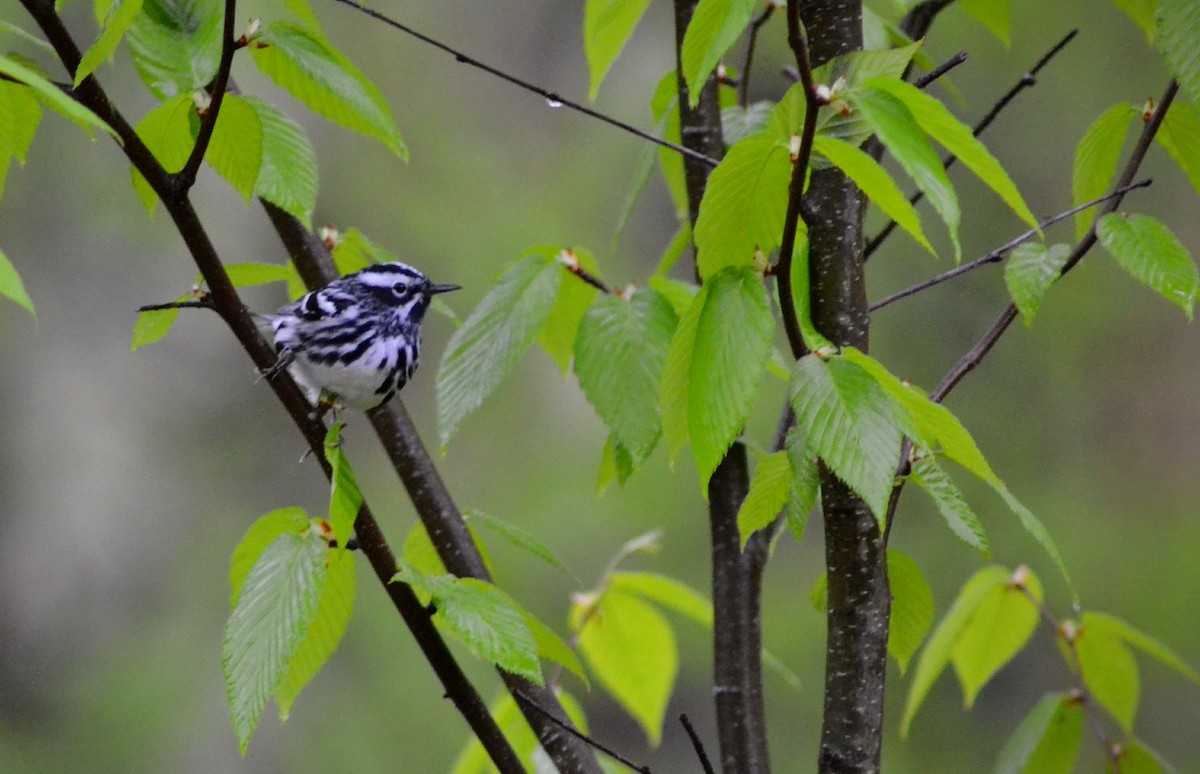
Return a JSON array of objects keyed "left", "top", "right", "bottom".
[
  {"left": 680, "top": 713, "right": 717, "bottom": 774},
  {"left": 739, "top": 2, "right": 778, "bottom": 107},
  {"left": 869, "top": 178, "right": 1152, "bottom": 312},
  {"left": 137, "top": 298, "right": 215, "bottom": 312},
  {"left": 865, "top": 29, "right": 1079, "bottom": 259},
  {"left": 773, "top": 0, "right": 821, "bottom": 361},
  {"left": 173, "top": 0, "right": 238, "bottom": 194},
  {"left": 511, "top": 690, "right": 653, "bottom": 774},
  {"left": 912, "top": 51, "right": 967, "bottom": 89},
  {"left": 329, "top": 0, "right": 718, "bottom": 168}
]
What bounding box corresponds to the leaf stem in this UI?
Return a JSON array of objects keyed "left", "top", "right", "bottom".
[{"left": 172, "top": 0, "right": 238, "bottom": 195}]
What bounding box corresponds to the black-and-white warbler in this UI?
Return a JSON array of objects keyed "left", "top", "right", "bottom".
[{"left": 265, "top": 262, "right": 460, "bottom": 410}]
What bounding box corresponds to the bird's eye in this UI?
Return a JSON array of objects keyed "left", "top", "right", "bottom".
[{"left": 392, "top": 282, "right": 408, "bottom": 295}]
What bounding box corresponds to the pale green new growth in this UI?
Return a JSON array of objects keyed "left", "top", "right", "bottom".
[{"left": 1072, "top": 103, "right": 1137, "bottom": 240}]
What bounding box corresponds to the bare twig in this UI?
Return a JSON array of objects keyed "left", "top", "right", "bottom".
[
  {"left": 740, "top": 2, "right": 778, "bottom": 106},
  {"left": 512, "top": 690, "right": 653, "bottom": 774},
  {"left": 680, "top": 713, "right": 718, "bottom": 774},
  {"left": 912, "top": 51, "right": 968, "bottom": 89},
  {"left": 329, "top": 0, "right": 718, "bottom": 168},
  {"left": 865, "top": 29, "right": 1079, "bottom": 259},
  {"left": 869, "top": 178, "right": 1152, "bottom": 312},
  {"left": 173, "top": 0, "right": 238, "bottom": 194},
  {"left": 137, "top": 298, "right": 214, "bottom": 312}
]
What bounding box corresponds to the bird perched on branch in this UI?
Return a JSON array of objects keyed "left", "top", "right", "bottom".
[{"left": 263, "top": 262, "right": 459, "bottom": 411}]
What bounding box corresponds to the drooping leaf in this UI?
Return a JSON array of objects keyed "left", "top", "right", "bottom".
[
  {"left": 229, "top": 507, "right": 311, "bottom": 608},
  {"left": 951, "top": 568, "right": 1042, "bottom": 707},
  {"left": 1158, "top": 0, "right": 1200, "bottom": 107},
  {"left": 571, "top": 588, "right": 677, "bottom": 744},
  {"left": 244, "top": 96, "right": 318, "bottom": 227},
  {"left": 1113, "top": 0, "right": 1156, "bottom": 43},
  {"left": 888, "top": 550, "right": 934, "bottom": 675},
  {"left": 75, "top": 0, "right": 145, "bottom": 86},
  {"left": 790, "top": 354, "right": 904, "bottom": 522},
  {"left": 958, "top": 0, "right": 1010, "bottom": 45},
  {"left": 902, "top": 565, "right": 1010, "bottom": 735},
  {"left": 275, "top": 545, "right": 355, "bottom": 720},
  {"left": 1158, "top": 100, "right": 1200, "bottom": 201},
  {"left": 992, "top": 693, "right": 1083, "bottom": 774},
  {"left": 909, "top": 454, "right": 989, "bottom": 555},
  {"left": 785, "top": 426, "right": 820, "bottom": 542},
  {"left": 679, "top": 0, "right": 757, "bottom": 107},
  {"left": 689, "top": 268, "right": 775, "bottom": 486},
  {"left": 521, "top": 610, "right": 587, "bottom": 686},
  {"left": 1074, "top": 623, "right": 1139, "bottom": 733},
  {"left": 323, "top": 422, "right": 362, "bottom": 553},
  {"left": 584, "top": 0, "right": 653, "bottom": 100},
  {"left": 127, "top": 0, "right": 222, "bottom": 98},
  {"left": 223, "top": 532, "right": 327, "bottom": 753},
  {"left": 660, "top": 282, "right": 704, "bottom": 464},
  {"left": 130, "top": 292, "right": 187, "bottom": 350},
  {"left": 0, "top": 246, "right": 35, "bottom": 316},
  {"left": 250, "top": 23, "right": 406, "bottom": 157},
  {"left": 574, "top": 288, "right": 677, "bottom": 458},
  {"left": 693, "top": 134, "right": 791, "bottom": 278},
  {"left": 0, "top": 55, "right": 116, "bottom": 138},
  {"left": 0, "top": 81, "right": 42, "bottom": 200},
  {"left": 866, "top": 76, "right": 1038, "bottom": 232},
  {"left": 538, "top": 247, "right": 600, "bottom": 373},
  {"left": 464, "top": 508, "right": 576, "bottom": 580},
  {"left": 1072, "top": 103, "right": 1137, "bottom": 240},
  {"left": 1005, "top": 242, "right": 1072, "bottom": 327},
  {"left": 1097, "top": 212, "right": 1199, "bottom": 319},
  {"left": 814, "top": 134, "right": 935, "bottom": 256},
  {"left": 206, "top": 94, "right": 263, "bottom": 202},
  {"left": 736, "top": 450, "right": 792, "bottom": 546},
  {"left": 1082, "top": 611, "right": 1200, "bottom": 685},
  {"left": 850, "top": 83, "right": 961, "bottom": 258},
  {"left": 130, "top": 94, "right": 196, "bottom": 212},
  {"left": 438, "top": 254, "right": 563, "bottom": 445},
  {"left": 394, "top": 563, "right": 542, "bottom": 684}
]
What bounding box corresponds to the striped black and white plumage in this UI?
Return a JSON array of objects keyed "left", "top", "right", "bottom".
[{"left": 266, "top": 262, "right": 460, "bottom": 410}]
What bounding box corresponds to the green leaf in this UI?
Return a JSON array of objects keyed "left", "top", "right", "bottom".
[
  {"left": 850, "top": 83, "right": 961, "bottom": 258},
  {"left": 0, "top": 246, "right": 35, "bottom": 316},
  {"left": 902, "top": 565, "right": 1010, "bottom": 735},
  {"left": 223, "top": 532, "right": 327, "bottom": 753},
  {"left": 803, "top": 43, "right": 921, "bottom": 149},
  {"left": 223, "top": 261, "right": 293, "bottom": 287},
  {"left": 1005, "top": 242, "right": 1071, "bottom": 327},
  {"left": 229, "top": 507, "right": 312, "bottom": 608},
  {"left": 996, "top": 488, "right": 1075, "bottom": 604},
  {"left": 275, "top": 545, "right": 355, "bottom": 720},
  {"left": 679, "top": 0, "right": 757, "bottom": 107},
  {"left": 694, "top": 134, "right": 791, "bottom": 278},
  {"left": 785, "top": 426, "right": 819, "bottom": 542},
  {"left": 130, "top": 292, "right": 187, "bottom": 350},
  {"left": 813, "top": 134, "right": 935, "bottom": 256},
  {"left": 438, "top": 254, "right": 563, "bottom": 445},
  {"left": 244, "top": 97, "right": 318, "bottom": 227},
  {"left": 647, "top": 274, "right": 698, "bottom": 317},
  {"left": 888, "top": 550, "right": 934, "bottom": 675},
  {"left": 596, "top": 431, "right": 656, "bottom": 491},
  {"left": 1118, "top": 741, "right": 1180, "bottom": 774},
  {"left": 651, "top": 72, "right": 688, "bottom": 220},
  {"left": 130, "top": 94, "right": 196, "bottom": 213},
  {"left": 584, "top": 0, "right": 653, "bottom": 100},
  {"left": 689, "top": 268, "right": 775, "bottom": 486},
  {"left": 722, "top": 101, "right": 774, "bottom": 145},
  {"left": 951, "top": 568, "right": 1042, "bottom": 707},
  {"left": 521, "top": 611, "right": 587, "bottom": 685},
  {"left": 790, "top": 354, "right": 904, "bottom": 522},
  {"left": 660, "top": 281, "right": 704, "bottom": 463},
  {"left": 1072, "top": 103, "right": 1137, "bottom": 240},
  {"left": 609, "top": 571, "right": 713, "bottom": 627},
  {"left": 75, "top": 0, "right": 145, "bottom": 86},
  {"left": 909, "top": 455, "right": 989, "bottom": 555},
  {"left": 206, "top": 94, "right": 263, "bottom": 202},
  {"left": 0, "top": 55, "right": 116, "bottom": 138},
  {"left": 737, "top": 450, "right": 792, "bottom": 546},
  {"left": 866, "top": 76, "right": 1038, "bottom": 232},
  {"left": 575, "top": 288, "right": 677, "bottom": 458},
  {"left": 572, "top": 588, "right": 677, "bottom": 744},
  {"left": 394, "top": 563, "right": 542, "bottom": 684},
  {"left": 1158, "top": 0, "right": 1200, "bottom": 107},
  {"left": 1082, "top": 611, "right": 1200, "bottom": 685},
  {"left": 1113, "top": 0, "right": 1156, "bottom": 43},
  {"left": 538, "top": 247, "right": 600, "bottom": 373},
  {"left": 127, "top": 0, "right": 221, "bottom": 98},
  {"left": 958, "top": 0, "right": 1010, "bottom": 45},
  {"left": 1097, "top": 213, "right": 1199, "bottom": 319},
  {"left": 450, "top": 689, "right": 589, "bottom": 774},
  {"left": 331, "top": 227, "right": 393, "bottom": 275},
  {"left": 1074, "top": 623, "right": 1139, "bottom": 733},
  {"left": 992, "top": 693, "right": 1083, "bottom": 774},
  {"left": 464, "top": 508, "right": 576, "bottom": 581},
  {"left": 401, "top": 521, "right": 447, "bottom": 579},
  {"left": 1158, "top": 100, "right": 1200, "bottom": 200},
  {"left": 0, "top": 21, "right": 56, "bottom": 55},
  {"left": 0, "top": 81, "right": 42, "bottom": 200},
  {"left": 324, "top": 422, "right": 362, "bottom": 553},
  {"left": 250, "top": 23, "right": 406, "bottom": 158}
]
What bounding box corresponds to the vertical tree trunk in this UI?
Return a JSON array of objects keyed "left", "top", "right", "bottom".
[{"left": 798, "top": 3, "right": 891, "bottom": 772}]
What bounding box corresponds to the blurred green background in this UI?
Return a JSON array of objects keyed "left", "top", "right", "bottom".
[{"left": 0, "top": 0, "right": 1197, "bottom": 771}]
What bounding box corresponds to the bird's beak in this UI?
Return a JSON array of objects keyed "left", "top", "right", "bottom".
[{"left": 428, "top": 283, "right": 462, "bottom": 295}]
